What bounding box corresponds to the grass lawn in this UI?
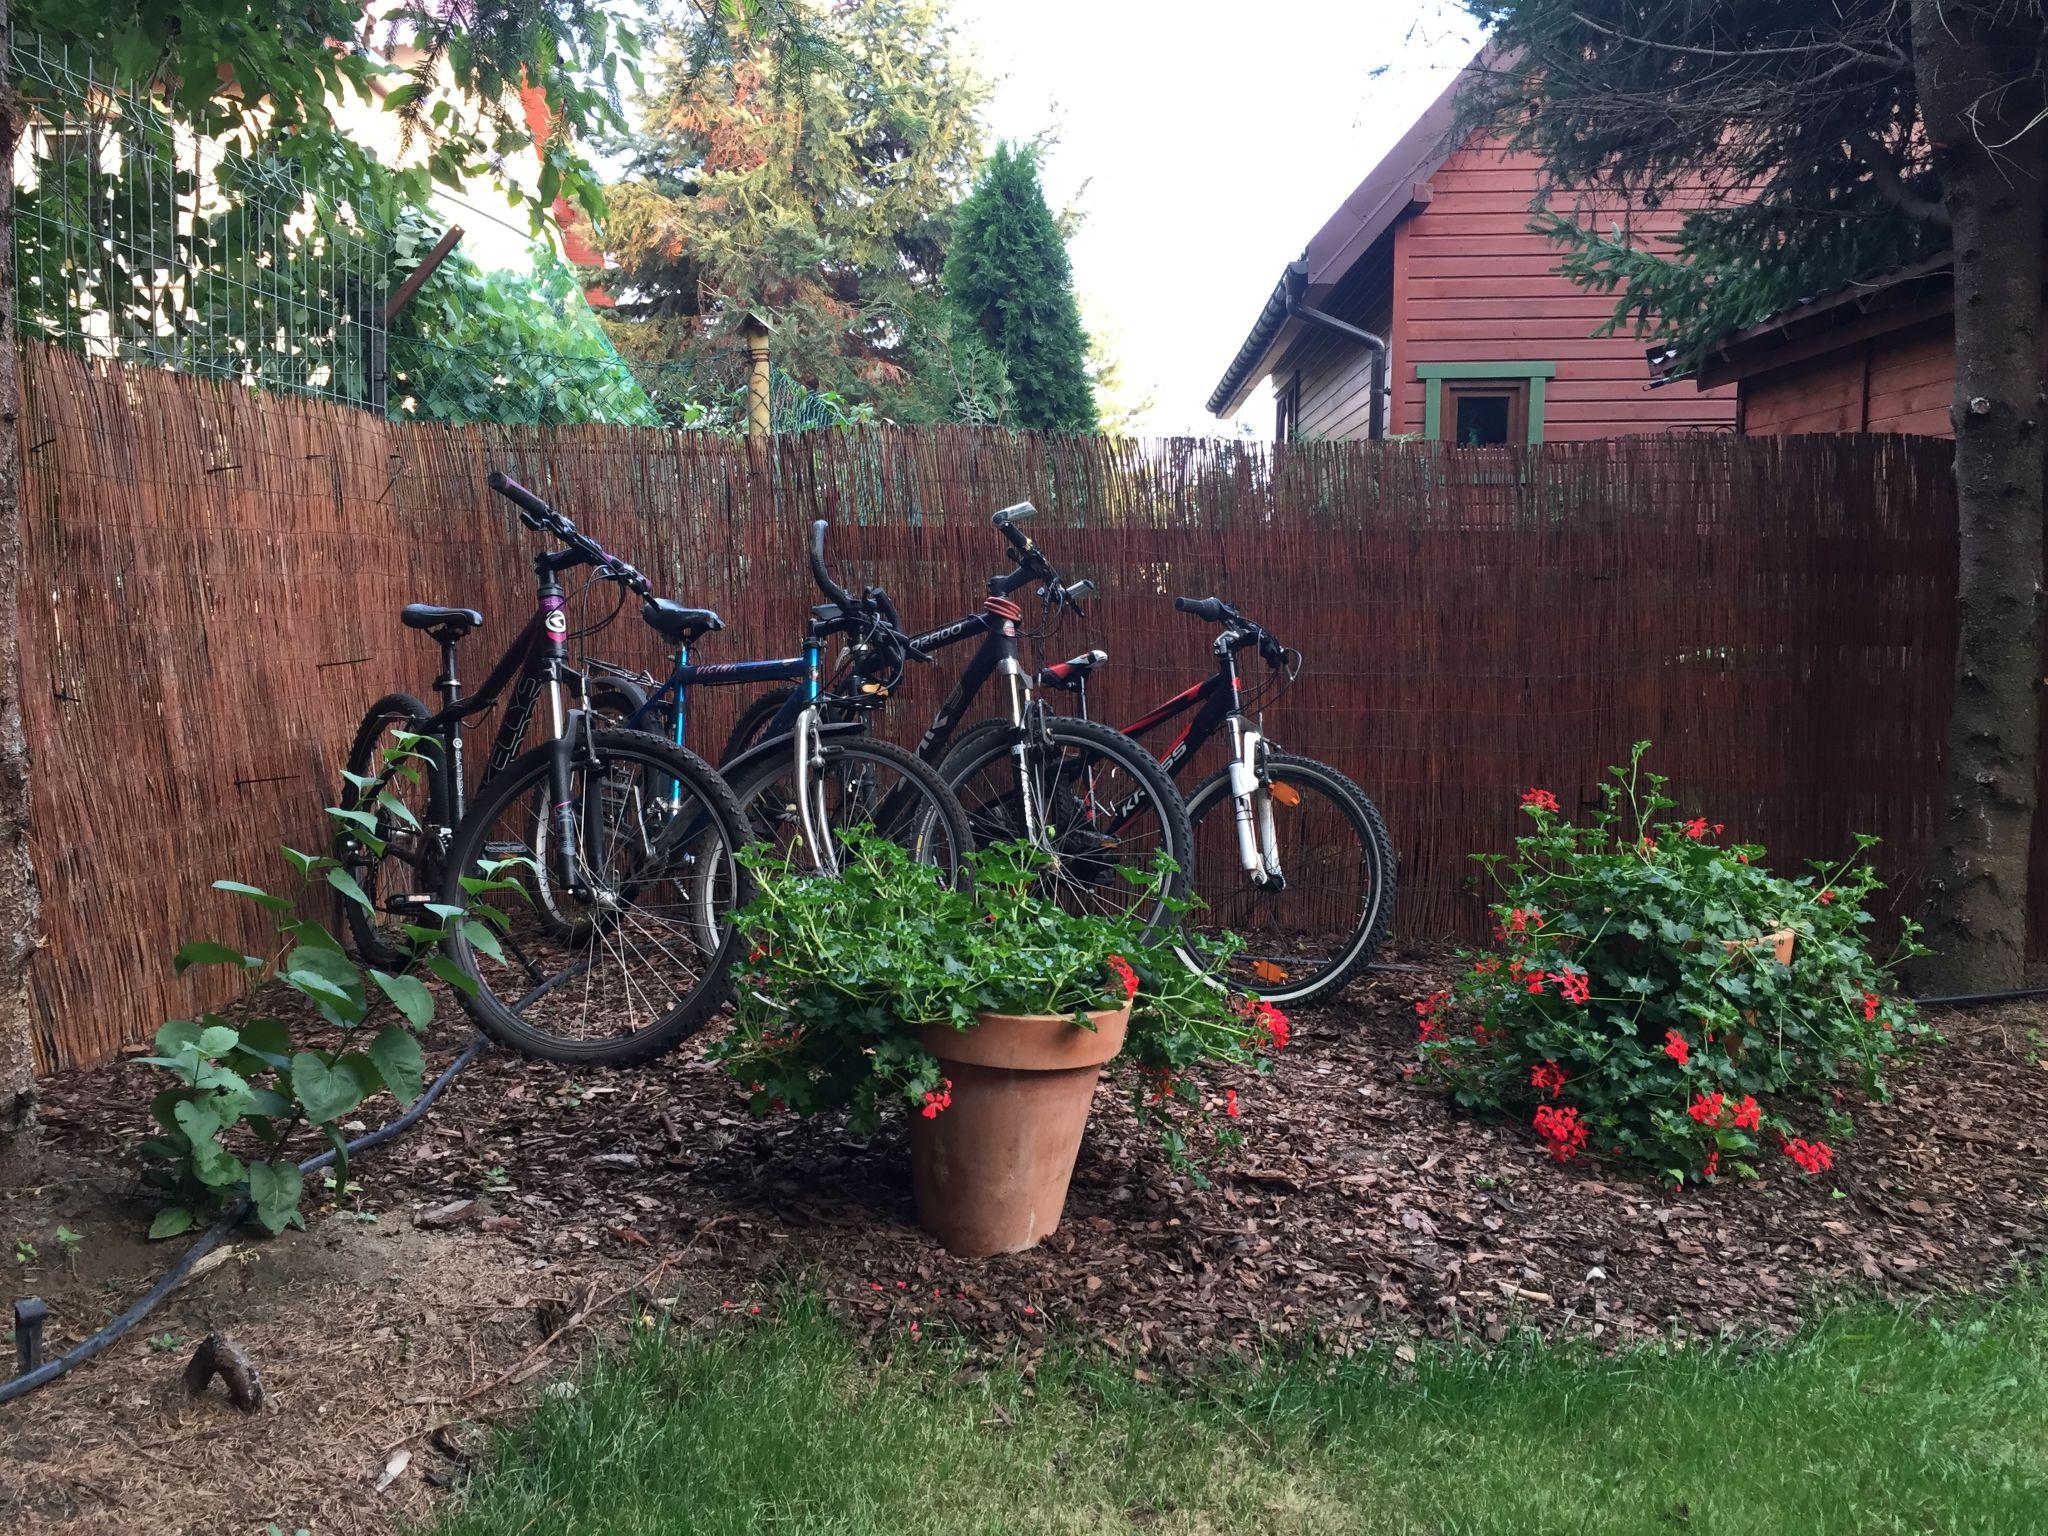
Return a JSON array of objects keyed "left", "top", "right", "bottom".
[{"left": 430, "top": 1284, "right": 2048, "bottom": 1535}]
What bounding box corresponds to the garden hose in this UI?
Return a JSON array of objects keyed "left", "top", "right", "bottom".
[{"left": 0, "top": 1032, "right": 491, "bottom": 1408}]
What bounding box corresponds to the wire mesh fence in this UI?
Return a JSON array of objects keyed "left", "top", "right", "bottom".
[
  {"left": 8, "top": 34, "right": 863, "bottom": 435},
  {"left": 9, "top": 33, "right": 392, "bottom": 408}
]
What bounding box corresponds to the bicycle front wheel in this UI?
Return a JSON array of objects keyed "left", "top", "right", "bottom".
[
  {"left": 938, "top": 716, "right": 1193, "bottom": 933},
  {"left": 724, "top": 733, "right": 973, "bottom": 878},
  {"left": 441, "top": 728, "right": 750, "bottom": 1066},
  {"left": 1182, "top": 752, "right": 1395, "bottom": 1005}
]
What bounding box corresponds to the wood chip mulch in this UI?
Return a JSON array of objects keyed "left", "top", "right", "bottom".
[{"left": 38, "top": 952, "right": 2048, "bottom": 1365}]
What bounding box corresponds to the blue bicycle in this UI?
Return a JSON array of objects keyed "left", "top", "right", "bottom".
[{"left": 588, "top": 519, "right": 972, "bottom": 878}]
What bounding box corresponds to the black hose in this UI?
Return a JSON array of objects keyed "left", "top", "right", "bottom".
[
  {"left": 1912, "top": 985, "right": 2048, "bottom": 1009},
  {"left": 0, "top": 1032, "right": 490, "bottom": 1408}
]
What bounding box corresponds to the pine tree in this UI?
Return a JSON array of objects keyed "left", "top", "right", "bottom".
[
  {"left": 944, "top": 144, "right": 1097, "bottom": 433},
  {"left": 601, "top": 0, "right": 988, "bottom": 417}
]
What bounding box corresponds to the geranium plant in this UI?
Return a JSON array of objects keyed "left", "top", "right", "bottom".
[
  {"left": 709, "top": 833, "right": 1285, "bottom": 1169},
  {"left": 1419, "top": 743, "right": 1931, "bottom": 1184}
]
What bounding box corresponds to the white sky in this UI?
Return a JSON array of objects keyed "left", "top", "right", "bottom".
[{"left": 951, "top": 0, "right": 1481, "bottom": 436}]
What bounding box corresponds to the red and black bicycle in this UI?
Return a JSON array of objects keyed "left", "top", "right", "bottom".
[{"left": 1045, "top": 596, "right": 1396, "bottom": 1005}]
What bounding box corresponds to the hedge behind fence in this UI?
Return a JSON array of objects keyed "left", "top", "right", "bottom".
[{"left": 19, "top": 345, "right": 1963, "bottom": 1070}]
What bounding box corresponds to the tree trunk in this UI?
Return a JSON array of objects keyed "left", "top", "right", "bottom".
[
  {"left": 0, "top": 4, "right": 36, "bottom": 1137},
  {"left": 1913, "top": 0, "right": 2048, "bottom": 992}
]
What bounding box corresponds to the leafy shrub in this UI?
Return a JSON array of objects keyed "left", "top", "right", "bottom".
[
  {"left": 710, "top": 834, "right": 1286, "bottom": 1169},
  {"left": 1418, "top": 745, "right": 1930, "bottom": 1184},
  {"left": 133, "top": 736, "right": 502, "bottom": 1237}
]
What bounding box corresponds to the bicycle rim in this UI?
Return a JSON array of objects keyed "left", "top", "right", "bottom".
[{"left": 444, "top": 733, "right": 746, "bottom": 1062}]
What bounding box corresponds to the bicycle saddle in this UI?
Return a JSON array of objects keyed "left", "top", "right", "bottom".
[
  {"left": 642, "top": 598, "right": 725, "bottom": 643},
  {"left": 401, "top": 603, "right": 483, "bottom": 640}
]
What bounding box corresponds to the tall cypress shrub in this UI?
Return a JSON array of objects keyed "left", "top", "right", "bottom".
[{"left": 944, "top": 144, "right": 1097, "bottom": 432}]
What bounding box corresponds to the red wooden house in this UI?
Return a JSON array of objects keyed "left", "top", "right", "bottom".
[{"left": 1208, "top": 60, "right": 1737, "bottom": 443}]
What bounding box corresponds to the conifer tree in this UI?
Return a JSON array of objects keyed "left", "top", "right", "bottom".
[{"left": 944, "top": 144, "right": 1098, "bottom": 432}]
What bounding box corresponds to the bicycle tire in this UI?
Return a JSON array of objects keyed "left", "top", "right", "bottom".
[
  {"left": 1182, "top": 752, "right": 1396, "bottom": 1005},
  {"left": 719, "top": 686, "right": 802, "bottom": 767},
  {"left": 440, "top": 728, "right": 752, "bottom": 1066},
  {"left": 337, "top": 693, "right": 447, "bottom": 970},
  {"left": 723, "top": 733, "right": 974, "bottom": 878},
  {"left": 938, "top": 715, "right": 1193, "bottom": 933}
]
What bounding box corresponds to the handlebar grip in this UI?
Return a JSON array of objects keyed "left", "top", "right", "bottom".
[
  {"left": 991, "top": 501, "right": 1036, "bottom": 527},
  {"left": 487, "top": 471, "right": 558, "bottom": 526},
  {"left": 810, "top": 519, "right": 856, "bottom": 607},
  {"left": 1173, "top": 595, "right": 1230, "bottom": 623}
]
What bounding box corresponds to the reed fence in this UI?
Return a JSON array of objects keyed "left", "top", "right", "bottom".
[{"left": 19, "top": 344, "right": 1965, "bottom": 1071}]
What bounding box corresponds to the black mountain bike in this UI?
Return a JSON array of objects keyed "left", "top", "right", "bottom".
[
  {"left": 1061, "top": 595, "right": 1396, "bottom": 1004},
  {"left": 335, "top": 473, "right": 752, "bottom": 1066},
  {"left": 723, "top": 504, "right": 1193, "bottom": 932},
  {"left": 582, "top": 519, "right": 972, "bottom": 876}
]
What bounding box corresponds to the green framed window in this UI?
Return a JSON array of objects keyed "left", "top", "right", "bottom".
[{"left": 1417, "top": 361, "right": 1556, "bottom": 445}]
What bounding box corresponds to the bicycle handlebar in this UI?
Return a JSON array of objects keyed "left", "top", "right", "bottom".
[
  {"left": 487, "top": 471, "right": 652, "bottom": 597},
  {"left": 810, "top": 519, "right": 857, "bottom": 609},
  {"left": 1173, "top": 595, "right": 1236, "bottom": 624},
  {"left": 1175, "top": 594, "right": 1290, "bottom": 666}
]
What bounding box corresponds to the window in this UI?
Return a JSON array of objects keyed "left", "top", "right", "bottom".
[
  {"left": 1416, "top": 362, "right": 1556, "bottom": 445},
  {"left": 1445, "top": 381, "right": 1528, "bottom": 446},
  {"left": 1274, "top": 372, "right": 1301, "bottom": 443}
]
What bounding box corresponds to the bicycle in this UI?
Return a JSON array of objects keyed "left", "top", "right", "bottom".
[
  {"left": 581, "top": 518, "right": 972, "bottom": 877},
  {"left": 1058, "top": 595, "right": 1396, "bottom": 1005},
  {"left": 334, "top": 472, "right": 752, "bottom": 1066},
  {"left": 722, "top": 504, "right": 1192, "bottom": 933}
]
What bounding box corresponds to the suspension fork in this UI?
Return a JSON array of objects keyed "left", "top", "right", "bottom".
[
  {"left": 790, "top": 638, "right": 841, "bottom": 875},
  {"left": 1225, "top": 715, "right": 1285, "bottom": 888}
]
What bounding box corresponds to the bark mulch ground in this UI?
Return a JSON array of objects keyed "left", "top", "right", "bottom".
[{"left": 8, "top": 951, "right": 2048, "bottom": 1532}]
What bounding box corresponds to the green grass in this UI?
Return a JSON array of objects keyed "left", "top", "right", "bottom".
[{"left": 429, "top": 1286, "right": 2048, "bottom": 1535}]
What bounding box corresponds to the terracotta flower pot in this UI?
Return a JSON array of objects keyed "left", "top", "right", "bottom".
[
  {"left": 910, "top": 1004, "right": 1130, "bottom": 1258},
  {"left": 1722, "top": 927, "right": 1796, "bottom": 966}
]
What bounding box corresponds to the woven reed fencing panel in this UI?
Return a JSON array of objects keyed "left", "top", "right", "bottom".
[{"left": 19, "top": 345, "right": 1963, "bottom": 1071}]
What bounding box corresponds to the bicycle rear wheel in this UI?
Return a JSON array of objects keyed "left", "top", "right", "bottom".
[
  {"left": 336, "top": 693, "right": 446, "bottom": 969},
  {"left": 441, "top": 728, "right": 750, "bottom": 1066},
  {"left": 724, "top": 733, "right": 972, "bottom": 878},
  {"left": 938, "top": 715, "right": 1193, "bottom": 933},
  {"left": 1182, "top": 752, "right": 1395, "bottom": 1005}
]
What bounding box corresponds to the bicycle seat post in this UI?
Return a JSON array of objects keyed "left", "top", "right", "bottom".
[{"left": 435, "top": 632, "right": 463, "bottom": 708}]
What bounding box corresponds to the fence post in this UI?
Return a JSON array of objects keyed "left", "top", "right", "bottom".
[{"left": 741, "top": 315, "right": 771, "bottom": 439}]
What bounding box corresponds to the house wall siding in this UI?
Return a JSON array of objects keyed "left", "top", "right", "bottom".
[{"left": 1395, "top": 143, "right": 1737, "bottom": 439}]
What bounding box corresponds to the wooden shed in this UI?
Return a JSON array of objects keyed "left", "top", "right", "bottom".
[
  {"left": 1698, "top": 253, "right": 2046, "bottom": 438},
  {"left": 1208, "top": 56, "right": 1737, "bottom": 443}
]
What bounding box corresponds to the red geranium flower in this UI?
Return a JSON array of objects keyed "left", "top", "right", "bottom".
[
  {"left": 1687, "top": 1091, "right": 1726, "bottom": 1125},
  {"left": 1244, "top": 999, "right": 1291, "bottom": 1052},
  {"left": 1817, "top": 889, "right": 1835, "bottom": 905},
  {"left": 1224, "top": 1088, "right": 1240, "bottom": 1119},
  {"left": 1663, "top": 1030, "right": 1690, "bottom": 1066},
  {"left": 1530, "top": 1060, "right": 1568, "bottom": 1099},
  {"left": 1532, "top": 1103, "right": 1589, "bottom": 1163},
  {"left": 1731, "top": 1095, "right": 1761, "bottom": 1130},
  {"left": 1861, "top": 991, "right": 1880, "bottom": 1023},
  {"left": 920, "top": 1079, "right": 954, "bottom": 1119},
  {"left": 1783, "top": 1138, "right": 1834, "bottom": 1175},
  {"left": 1521, "top": 788, "right": 1561, "bottom": 813},
  {"left": 1105, "top": 954, "right": 1140, "bottom": 1002},
  {"left": 1684, "top": 817, "right": 1709, "bottom": 840},
  {"left": 1554, "top": 969, "right": 1591, "bottom": 1005}
]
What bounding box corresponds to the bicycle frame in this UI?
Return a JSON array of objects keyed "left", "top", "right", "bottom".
[
  {"left": 1082, "top": 636, "right": 1285, "bottom": 888},
  {"left": 900, "top": 599, "right": 1035, "bottom": 764},
  {"left": 369, "top": 551, "right": 606, "bottom": 906}
]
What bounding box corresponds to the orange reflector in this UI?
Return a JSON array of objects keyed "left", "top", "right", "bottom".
[
  {"left": 1252, "top": 960, "right": 1289, "bottom": 983},
  {"left": 1268, "top": 783, "right": 1301, "bottom": 807}
]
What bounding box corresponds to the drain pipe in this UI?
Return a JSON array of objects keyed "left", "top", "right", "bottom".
[{"left": 1286, "top": 284, "right": 1392, "bottom": 441}]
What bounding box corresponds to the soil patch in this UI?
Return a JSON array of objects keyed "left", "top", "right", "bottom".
[{"left": 9, "top": 952, "right": 2048, "bottom": 1532}]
